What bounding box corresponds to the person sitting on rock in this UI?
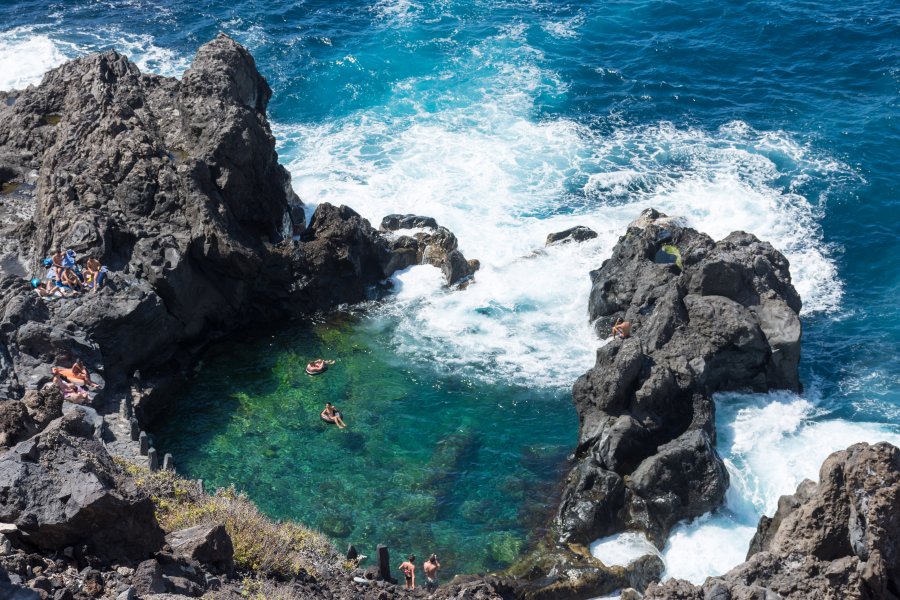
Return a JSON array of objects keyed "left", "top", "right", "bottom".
[
  {"left": 50, "top": 250, "right": 65, "bottom": 280},
  {"left": 53, "top": 359, "right": 99, "bottom": 388},
  {"left": 60, "top": 268, "right": 83, "bottom": 292},
  {"left": 84, "top": 257, "right": 106, "bottom": 293},
  {"left": 611, "top": 318, "right": 632, "bottom": 339},
  {"left": 53, "top": 374, "right": 89, "bottom": 403},
  {"left": 320, "top": 402, "right": 347, "bottom": 429}
]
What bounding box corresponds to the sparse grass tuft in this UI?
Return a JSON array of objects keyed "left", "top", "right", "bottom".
[{"left": 115, "top": 457, "right": 341, "bottom": 579}]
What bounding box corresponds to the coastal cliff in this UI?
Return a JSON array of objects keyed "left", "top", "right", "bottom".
[{"left": 0, "top": 37, "right": 897, "bottom": 600}]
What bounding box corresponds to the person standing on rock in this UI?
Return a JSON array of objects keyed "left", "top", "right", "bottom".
[
  {"left": 398, "top": 555, "right": 416, "bottom": 590},
  {"left": 423, "top": 554, "right": 440, "bottom": 592}
]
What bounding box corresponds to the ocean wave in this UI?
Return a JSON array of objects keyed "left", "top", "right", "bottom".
[
  {"left": 659, "top": 391, "right": 900, "bottom": 582},
  {"left": 0, "top": 23, "right": 189, "bottom": 92}
]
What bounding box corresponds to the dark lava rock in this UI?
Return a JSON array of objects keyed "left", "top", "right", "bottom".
[
  {"left": 545, "top": 225, "right": 598, "bottom": 246},
  {"left": 131, "top": 560, "right": 166, "bottom": 596},
  {"left": 0, "top": 36, "right": 480, "bottom": 407},
  {"left": 0, "top": 411, "right": 164, "bottom": 560},
  {"left": 0, "top": 401, "right": 35, "bottom": 449},
  {"left": 165, "top": 524, "right": 234, "bottom": 575},
  {"left": 0, "top": 569, "right": 41, "bottom": 600},
  {"left": 380, "top": 214, "right": 439, "bottom": 231},
  {"left": 380, "top": 214, "right": 479, "bottom": 285},
  {"left": 644, "top": 442, "right": 900, "bottom": 600},
  {"left": 557, "top": 208, "right": 802, "bottom": 547}
]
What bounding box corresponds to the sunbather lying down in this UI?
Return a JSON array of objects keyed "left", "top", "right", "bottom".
[
  {"left": 52, "top": 359, "right": 100, "bottom": 388},
  {"left": 53, "top": 374, "right": 90, "bottom": 404}
]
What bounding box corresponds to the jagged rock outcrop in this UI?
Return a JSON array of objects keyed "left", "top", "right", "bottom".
[
  {"left": 380, "top": 213, "right": 480, "bottom": 285},
  {"left": 557, "top": 208, "right": 801, "bottom": 547},
  {"left": 0, "top": 409, "right": 164, "bottom": 560},
  {"left": 0, "top": 35, "right": 476, "bottom": 411},
  {"left": 507, "top": 209, "right": 802, "bottom": 599},
  {"left": 644, "top": 442, "right": 900, "bottom": 600},
  {"left": 0, "top": 35, "right": 490, "bottom": 600},
  {"left": 546, "top": 226, "right": 598, "bottom": 246}
]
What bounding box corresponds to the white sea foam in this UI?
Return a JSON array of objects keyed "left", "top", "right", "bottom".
[
  {"left": 659, "top": 392, "right": 900, "bottom": 583},
  {"left": 590, "top": 531, "right": 661, "bottom": 567},
  {"left": 0, "top": 27, "right": 78, "bottom": 90},
  {"left": 541, "top": 14, "right": 586, "bottom": 39},
  {"left": 0, "top": 25, "right": 188, "bottom": 92},
  {"left": 90, "top": 28, "right": 190, "bottom": 77},
  {"left": 276, "top": 27, "right": 850, "bottom": 388}
]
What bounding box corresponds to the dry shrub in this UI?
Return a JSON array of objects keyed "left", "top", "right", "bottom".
[{"left": 115, "top": 457, "right": 341, "bottom": 579}]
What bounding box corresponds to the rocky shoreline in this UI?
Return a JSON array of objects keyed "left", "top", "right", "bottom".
[{"left": 0, "top": 36, "right": 897, "bottom": 600}]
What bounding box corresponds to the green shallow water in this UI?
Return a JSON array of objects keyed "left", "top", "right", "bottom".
[{"left": 152, "top": 312, "right": 577, "bottom": 578}]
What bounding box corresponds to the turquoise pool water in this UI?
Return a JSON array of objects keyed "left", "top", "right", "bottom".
[{"left": 152, "top": 312, "right": 576, "bottom": 577}]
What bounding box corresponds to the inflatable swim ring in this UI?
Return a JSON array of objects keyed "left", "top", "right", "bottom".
[
  {"left": 320, "top": 410, "right": 343, "bottom": 424},
  {"left": 306, "top": 362, "right": 328, "bottom": 376}
]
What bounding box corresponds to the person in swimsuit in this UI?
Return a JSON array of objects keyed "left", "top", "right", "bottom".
[
  {"left": 321, "top": 402, "right": 347, "bottom": 429},
  {"left": 398, "top": 555, "right": 416, "bottom": 590},
  {"left": 611, "top": 318, "right": 632, "bottom": 339},
  {"left": 53, "top": 374, "right": 89, "bottom": 403},
  {"left": 423, "top": 554, "right": 440, "bottom": 592},
  {"left": 307, "top": 358, "right": 335, "bottom": 374},
  {"left": 53, "top": 359, "right": 99, "bottom": 388}
]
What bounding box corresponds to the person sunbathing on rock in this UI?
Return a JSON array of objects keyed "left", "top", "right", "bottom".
[
  {"left": 611, "top": 318, "right": 632, "bottom": 339},
  {"left": 306, "top": 358, "right": 335, "bottom": 375},
  {"left": 33, "top": 278, "right": 72, "bottom": 298},
  {"left": 53, "top": 359, "right": 99, "bottom": 388},
  {"left": 320, "top": 402, "right": 347, "bottom": 428},
  {"left": 53, "top": 374, "right": 89, "bottom": 403}
]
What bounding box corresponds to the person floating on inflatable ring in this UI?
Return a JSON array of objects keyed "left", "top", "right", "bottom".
[
  {"left": 320, "top": 402, "right": 347, "bottom": 429},
  {"left": 306, "top": 358, "right": 335, "bottom": 375}
]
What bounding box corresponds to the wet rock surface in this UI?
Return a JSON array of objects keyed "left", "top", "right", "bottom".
[
  {"left": 380, "top": 213, "right": 480, "bottom": 285},
  {"left": 644, "top": 442, "right": 900, "bottom": 600},
  {"left": 545, "top": 226, "right": 598, "bottom": 246}
]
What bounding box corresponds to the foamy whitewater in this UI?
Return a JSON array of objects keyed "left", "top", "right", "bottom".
[{"left": 4, "top": 0, "right": 899, "bottom": 584}]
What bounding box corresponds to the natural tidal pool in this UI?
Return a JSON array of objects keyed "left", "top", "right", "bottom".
[{"left": 152, "top": 310, "right": 577, "bottom": 578}]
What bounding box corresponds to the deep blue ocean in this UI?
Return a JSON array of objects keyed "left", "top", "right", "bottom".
[{"left": 4, "top": 0, "right": 899, "bottom": 584}]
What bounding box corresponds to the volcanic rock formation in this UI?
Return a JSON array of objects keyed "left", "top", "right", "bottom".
[
  {"left": 0, "top": 35, "right": 479, "bottom": 596},
  {"left": 380, "top": 213, "right": 480, "bottom": 285},
  {"left": 557, "top": 208, "right": 802, "bottom": 547},
  {"left": 644, "top": 442, "right": 900, "bottom": 600},
  {"left": 0, "top": 34, "right": 475, "bottom": 412},
  {"left": 510, "top": 208, "right": 803, "bottom": 599}
]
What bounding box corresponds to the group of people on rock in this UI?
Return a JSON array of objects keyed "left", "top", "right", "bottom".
[
  {"left": 398, "top": 553, "right": 441, "bottom": 592},
  {"left": 51, "top": 358, "right": 100, "bottom": 404},
  {"left": 31, "top": 248, "right": 108, "bottom": 298}
]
